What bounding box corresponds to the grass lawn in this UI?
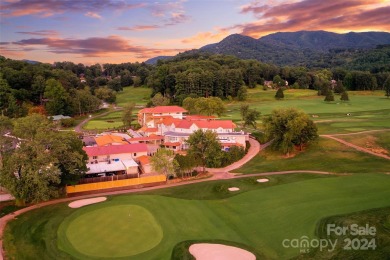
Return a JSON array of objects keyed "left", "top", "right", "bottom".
[
  {"left": 222, "top": 89, "right": 390, "bottom": 134},
  {"left": 83, "top": 111, "right": 125, "bottom": 130},
  {"left": 233, "top": 138, "right": 390, "bottom": 174},
  {"left": 4, "top": 173, "right": 390, "bottom": 259},
  {"left": 116, "top": 86, "right": 152, "bottom": 107}
]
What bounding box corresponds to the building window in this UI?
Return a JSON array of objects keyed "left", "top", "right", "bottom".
[{"left": 93, "top": 156, "right": 97, "bottom": 159}]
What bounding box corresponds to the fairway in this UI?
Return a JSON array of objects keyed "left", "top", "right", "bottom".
[
  {"left": 58, "top": 205, "right": 163, "bottom": 258},
  {"left": 6, "top": 174, "right": 389, "bottom": 259},
  {"left": 222, "top": 89, "right": 390, "bottom": 133}
]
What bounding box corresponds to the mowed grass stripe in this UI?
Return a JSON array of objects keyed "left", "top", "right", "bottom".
[{"left": 56, "top": 174, "right": 390, "bottom": 259}]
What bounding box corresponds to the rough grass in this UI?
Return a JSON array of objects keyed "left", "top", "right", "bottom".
[
  {"left": 233, "top": 138, "right": 390, "bottom": 174},
  {"left": 294, "top": 207, "right": 390, "bottom": 259},
  {"left": 4, "top": 174, "right": 390, "bottom": 259},
  {"left": 336, "top": 131, "right": 390, "bottom": 154}
]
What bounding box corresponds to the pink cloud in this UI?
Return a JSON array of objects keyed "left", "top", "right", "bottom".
[
  {"left": 237, "top": 0, "right": 390, "bottom": 37},
  {"left": 7, "top": 35, "right": 186, "bottom": 59}
]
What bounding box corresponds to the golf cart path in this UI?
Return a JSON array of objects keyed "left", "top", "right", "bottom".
[
  {"left": 321, "top": 129, "right": 390, "bottom": 160},
  {"left": 0, "top": 133, "right": 385, "bottom": 259},
  {"left": 74, "top": 108, "right": 122, "bottom": 133}
]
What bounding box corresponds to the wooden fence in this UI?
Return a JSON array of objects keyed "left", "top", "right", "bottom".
[{"left": 66, "top": 175, "right": 166, "bottom": 194}]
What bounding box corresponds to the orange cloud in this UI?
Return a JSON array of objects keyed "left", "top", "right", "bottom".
[
  {"left": 238, "top": 0, "right": 390, "bottom": 38},
  {"left": 181, "top": 28, "right": 232, "bottom": 46},
  {"left": 5, "top": 35, "right": 185, "bottom": 60}
]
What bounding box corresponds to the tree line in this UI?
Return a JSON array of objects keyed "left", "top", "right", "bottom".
[{"left": 1, "top": 52, "right": 389, "bottom": 119}]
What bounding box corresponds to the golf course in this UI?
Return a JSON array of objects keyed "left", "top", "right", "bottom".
[
  {"left": 2, "top": 87, "right": 390, "bottom": 259},
  {"left": 3, "top": 173, "right": 390, "bottom": 259}
]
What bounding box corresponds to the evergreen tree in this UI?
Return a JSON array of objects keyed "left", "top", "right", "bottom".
[
  {"left": 340, "top": 91, "right": 349, "bottom": 101},
  {"left": 275, "top": 88, "right": 284, "bottom": 100},
  {"left": 324, "top": 91, "right": 334, "bottom": 102},
  {"left": 384, "top": 76, "right": 390, "bottom": 98}
]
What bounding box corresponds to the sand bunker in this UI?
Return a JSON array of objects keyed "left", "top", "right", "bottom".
[
  {"left": 189, "top": 243, "right": 256, "bottom": 260},
  {"left": 228, "top": 187, "right": 240, "bottom": 191},
  {"left": 257, "top": 178, "right": 269, "bottom": 183},
  {"left": 68, "top": 197, "right": 107, "bottom": 208}
]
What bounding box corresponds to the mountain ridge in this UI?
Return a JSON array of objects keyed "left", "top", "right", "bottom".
[{"left": 145, "top": 30, "right": 390, "bottom": 67}]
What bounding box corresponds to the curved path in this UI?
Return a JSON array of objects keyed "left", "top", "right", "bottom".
[
  {"left": 321, "top": 129, "right": 390, "bottom": 160},
  {"left": 74, "top": 108, "right": 122, "bottom": 133},
  {"left": 0, "top": 137, "right": 327, "bottom": 259},
  {"left": 0, "top": 169, "right": 335, "bottom": 259},
  {"left": 1, "top": 132, "right": 378, "bottom": 259}
]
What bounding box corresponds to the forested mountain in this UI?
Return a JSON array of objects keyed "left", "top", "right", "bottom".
[
  {"left": 199, "top": 31, "right": 390, "bottom": 68},
  {"left": 259, "top": 31, "right": 390, "bottom": 51},
  {"left": 145, "top": 56, "right": 173, "bottom": 65}
]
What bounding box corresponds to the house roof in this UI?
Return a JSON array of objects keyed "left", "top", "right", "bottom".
[
  {"left": 83, "top": 143, "right": 148, "bottom": 157},
  {"left": 194, "top": 120, "right": 236, "bottom": 129},
  {"left": 48, "top": 115, "right": 71, "bottom": 121},
  {"left": 86, "top": 161, "right": 126, "bottom": 174},
  {"left": 121, "top": 159, "right": 139, "bottom": 168},
  {"left": 95, "top": 135, "right": 128, "bottom": 146},
  {"left": 128, "top": 135, "right": 164, "bottom": 142},
  {"left": 185, "top": 115, "right": 216, "bottom": 120},
  {"left": 137, "top": 155, "right": 150, "bottom": 165},
  {"left": 138, "top": 106, "right": 187, "bottom": 114}
]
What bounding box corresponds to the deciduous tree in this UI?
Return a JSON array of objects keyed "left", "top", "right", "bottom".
[
  {"left": 150, "top": 148, "right": 178, "bottom": 178},
  {"left": 186, "top": 129, "right": 222, "bottom": 173},
  {"left": 0, "top": 114, "right": 87, "bottom": 205},
  {"left": 122, "top": 103, "right": 135, "bottom": 128},
  {"left": 263, "top": 108, "right": 318, "bottom": 156}
]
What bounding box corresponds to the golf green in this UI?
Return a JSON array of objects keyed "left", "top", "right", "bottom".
[{"left": 59, "top": 205, "right": 163, "bottom": 258}]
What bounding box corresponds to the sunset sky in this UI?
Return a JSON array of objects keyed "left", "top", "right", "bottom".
[{"left": 1, "top": 0, "right": 390, "bottom": 64}]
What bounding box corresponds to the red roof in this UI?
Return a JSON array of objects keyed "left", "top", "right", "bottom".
[
  {"left": 128, "top": 135, "right": 164, "bottom": 142},
  {"left": 185, "top": 115, "right": 216, "bottom": 120},
  {"left": 194, "top": 120, "right": 236, "bottom": 129},
  {"left": 138, "top": 106, "right": 187, "bottom": 114},
  {"left": 137, "top": 155, "right": 150, "bottom": 165},
  {"left": 83, "top": 143, "right": 147, "bottom": 156}
]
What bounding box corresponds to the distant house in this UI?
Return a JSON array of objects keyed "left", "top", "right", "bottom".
[
  {"left": 160, "top": 119, "right": 248, "bottom": 151},
  {"left": 137, "top": 106, "right": 187, "bottom": 126},
  {"left": 83, "top": 144, "right": 147, "bottom": 177},
  {"left": 48, "top": 115, "right": 71, "bottom": 121}
]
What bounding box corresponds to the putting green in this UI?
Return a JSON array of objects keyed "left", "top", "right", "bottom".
[{"left": 59, "top": 205, "right": 163, "bottom": 258}]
